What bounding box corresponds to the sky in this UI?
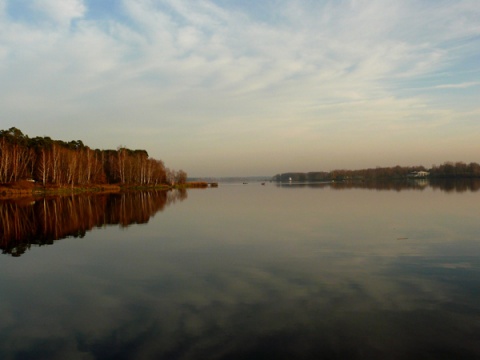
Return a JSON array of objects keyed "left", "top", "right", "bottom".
[{"left": 1, "top": 0, "right": 479, "bottom": 177}]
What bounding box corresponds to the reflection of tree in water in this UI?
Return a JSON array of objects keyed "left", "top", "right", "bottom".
[
  {"left": 429, "top": 178, "right": 480, "bottom": 193},
  {"left": 277, "top": 179, "right": 480, "bottom": 192},
  {"left": 0, "top": 190, "right": 186, "bottom": 257}
]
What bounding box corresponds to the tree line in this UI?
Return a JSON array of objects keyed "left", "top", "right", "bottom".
[
  {"left": 274, "top": 162, "right": 480, "bottom": 182},
  {"left": 0, "top": 127, "right": 187, "bottom": 186}
]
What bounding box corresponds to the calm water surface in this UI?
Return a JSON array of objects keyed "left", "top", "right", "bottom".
[{"left": 0, "top": 182, "right": 479, "bottom": 359}]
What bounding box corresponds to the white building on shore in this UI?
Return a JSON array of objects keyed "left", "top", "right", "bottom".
[{"left": 408, "top": 171, "right": 430, "bottom": 178}]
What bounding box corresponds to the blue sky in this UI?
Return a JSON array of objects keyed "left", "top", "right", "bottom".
[{"left": 1, "top": 0, "right": 479, "bottom": 177}]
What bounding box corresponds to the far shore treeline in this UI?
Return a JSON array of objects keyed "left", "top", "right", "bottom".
[
  {"left": 0, "top": 127, "right": 186, "bottom": 187},
  {"left": 274, "top": 162, "right": 480, "bottom": 182}
]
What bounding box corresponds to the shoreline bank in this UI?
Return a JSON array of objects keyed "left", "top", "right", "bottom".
[{"left": 0, "top": 181, "right": 215, "bottom": 200}]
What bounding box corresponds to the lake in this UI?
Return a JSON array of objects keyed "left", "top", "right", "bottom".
[{"left": 1, "top": 180, "right": 479, "bottom": 359}]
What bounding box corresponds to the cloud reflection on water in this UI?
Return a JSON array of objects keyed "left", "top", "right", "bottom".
[{"left": 0, "top": 183, "right": 479, "bottom": 358}]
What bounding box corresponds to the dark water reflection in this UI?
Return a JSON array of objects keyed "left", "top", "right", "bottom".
[
  {"left": 0, "top": 190, "right": 187, "bottom": 256},
  {"left": 0, "top": 182, "right": 479, "bottom": 359},
  {"left": 277, "top": 178, "right": 480, "bottom": 192}
]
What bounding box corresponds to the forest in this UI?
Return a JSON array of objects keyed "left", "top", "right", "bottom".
[
  {"left": 0, "top": 127, "right": 186, "bottom": 187},
  {"left": 274, "top": 162, "right": 480, "bottom": 182}
]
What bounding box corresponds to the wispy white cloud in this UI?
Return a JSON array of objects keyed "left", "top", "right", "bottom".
[
  {"left": 434, "top": 81, "right": 480, "bottom": 89},
  {"left": 31, "top": 0, "right": 85, "bottom": 25}
]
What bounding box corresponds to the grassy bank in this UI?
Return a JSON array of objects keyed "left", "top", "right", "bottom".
[
  {"left": 0, "top": 181, "right": 216, "bottom": 199},
  {"left": 0, "top": 181, "right": 120, "bottom": 199},
  {"left": 175, "top": 181, "right": 213, "bottom": 188}
]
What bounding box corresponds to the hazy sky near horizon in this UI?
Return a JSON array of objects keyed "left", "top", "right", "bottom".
[{"left": 1, "top": 0, "right": 479, "bottom": 177}]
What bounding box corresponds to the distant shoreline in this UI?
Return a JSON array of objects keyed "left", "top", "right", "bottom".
[{"left": 273, "top": 162, "right": 480, "bottom": 182}]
